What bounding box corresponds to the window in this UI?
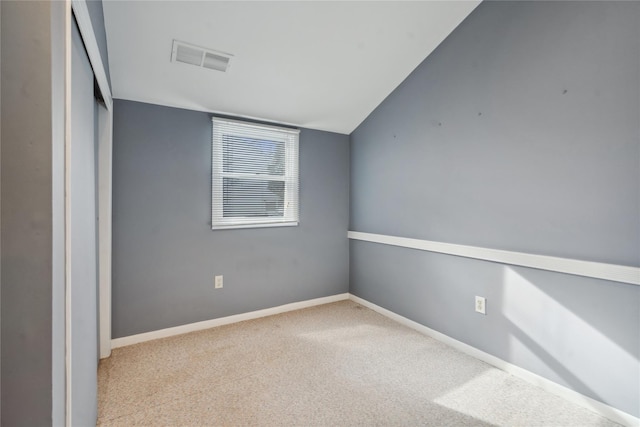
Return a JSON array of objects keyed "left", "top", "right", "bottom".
[{"left": 212, "top": 117, "right": 299, "bottom": 230}]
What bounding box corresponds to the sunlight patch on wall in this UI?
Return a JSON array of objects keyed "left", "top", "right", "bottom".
[{"left": 501, "top": 267, "right": 636, "bottom": 401}]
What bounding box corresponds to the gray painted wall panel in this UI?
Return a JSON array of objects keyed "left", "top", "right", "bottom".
[
  {"left": 69, "top": 20, "right": 98, "bottom": 426},
  {"left": 351, "top": 1, "right": 639, "bottom": 267},
  {"left": 112, "top": 100, "right": 349, "bottom": 338},
  {"left": 0, "top": 1, "right": 108, "bottom": 424},
  {"left": 1, "top": 2, "right": 54, "bottom": 424},
  {"left": 350, "top": 241, "right": 639, "bottom": 415},
  {"left": 350, "top": 0, "right": 639, "bottom": 417},
  {"left": 51, "top": 2, "right": 67, "bottom": 424}
]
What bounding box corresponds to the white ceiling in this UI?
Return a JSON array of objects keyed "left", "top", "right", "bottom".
[{"left": 103, "top": 1, "right": 480, "bottom": 135}]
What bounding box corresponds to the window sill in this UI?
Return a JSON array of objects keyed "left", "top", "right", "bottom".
[{"left": 211, "top": 221, "right": 299, "bottom": 231}]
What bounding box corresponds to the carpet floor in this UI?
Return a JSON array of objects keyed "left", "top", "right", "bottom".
[{"left": 98, "top": 300, "right": 620, "bottom": 426}]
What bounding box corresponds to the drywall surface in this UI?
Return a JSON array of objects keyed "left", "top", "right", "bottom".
[
  {"left": 69, "top": 20, "right": 99, "bottom": 426},
  {"left": 50, "top": 2, "right": 67, "bottom": 425},
  {"left": 351, "top": 2, "right": 639, "bottom": 267},
  {"left": 112, "top": 100, "right": 349, "bottom": 337},
  {"left": 1, "top": 2, "right": 54, "bottom": 424},
  {"left": 350, "top": 0, "right": 639, "bottom": 417},
  {"left": 350, "top": 241, "right": 639, "bottom": 416}
]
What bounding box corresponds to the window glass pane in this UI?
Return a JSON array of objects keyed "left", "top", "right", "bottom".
[
  {"left": 223, "top": 178, "right": 285, "bottom": 217},
  {"left": 222, "top": 136, "right": 285, "bottom": 176}
]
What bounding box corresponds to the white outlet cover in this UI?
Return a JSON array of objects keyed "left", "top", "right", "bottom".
[
  {"left": 215, "top": 275, "right": 223, "bottom": 289},
  {"left": 475, "top": 296, "right": 486, "bottom": 315}
]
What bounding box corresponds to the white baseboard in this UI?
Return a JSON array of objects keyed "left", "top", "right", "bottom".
[
  {"left": 111, "top": 293, "right": 349, "bottom": 349},
  {"left": 349, "top": 294, "right": 639, "bottom": 427}
]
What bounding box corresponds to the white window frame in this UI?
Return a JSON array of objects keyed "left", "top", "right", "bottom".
[{"left": 211, "top": 117, "right": 299, "bottom": 230}]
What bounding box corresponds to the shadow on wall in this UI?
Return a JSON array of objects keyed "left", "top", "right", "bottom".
[{"left": 498, "top": 266, "right": 639, "bottom": 414}]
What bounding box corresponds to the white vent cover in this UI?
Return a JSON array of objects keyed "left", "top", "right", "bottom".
[{"left": 171, "top": 40, "right": 232, "bottom": 72}]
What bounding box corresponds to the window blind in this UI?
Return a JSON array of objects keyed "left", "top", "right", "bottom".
[{"left": 212, "top": 117, "right": 299, "bottom": 230}]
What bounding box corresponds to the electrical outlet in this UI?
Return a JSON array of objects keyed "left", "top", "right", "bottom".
[
  {"left": 475, "top": 296, "right": 486, "bottom": 314},
  {"left": 214, "top": 275, "right": 223, "bottom": 289}
]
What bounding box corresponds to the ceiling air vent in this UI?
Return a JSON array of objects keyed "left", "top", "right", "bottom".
[{"left": 171, "top": 40, "right": 232, "bottom": 72}]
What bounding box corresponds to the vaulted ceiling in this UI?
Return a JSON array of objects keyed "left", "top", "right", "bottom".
[{"left": 103, "top": 1, "right": 480, "bottom": 134}]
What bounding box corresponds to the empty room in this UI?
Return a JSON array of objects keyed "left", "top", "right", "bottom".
[{"left": 1, "top": 0, "right": 638, "bottom": 426}]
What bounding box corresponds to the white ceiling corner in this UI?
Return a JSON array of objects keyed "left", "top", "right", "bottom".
[{"left": 103, "top": 1, "right": 480, "bottom": 134}]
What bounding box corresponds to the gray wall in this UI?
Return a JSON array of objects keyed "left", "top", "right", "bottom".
[
  {"left": 1, "top": 1, "right": 107, "bottom": 424},
  {"left": 51, "top": 3, "right": 67, "bottom": 425},
  {"left": 350, "top": 0, "right": 639, "bottom": 417},
  {"left": 112, "top": 100, "right": 349, "bottom": 338},
  {"left": 69, "top": 19, "right": 99, "bottom": 426},
  {"left": 1, "top": 2, "right": 55, "bottom": 424}
]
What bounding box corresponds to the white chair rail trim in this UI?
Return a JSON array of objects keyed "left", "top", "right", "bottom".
[{"left": 348, "top": 231, "right": 639, "bottom": 286}]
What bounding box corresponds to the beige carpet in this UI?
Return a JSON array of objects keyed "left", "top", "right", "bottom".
[{"left": 98, "top": 300, "right": 620, "bottom": 426}]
